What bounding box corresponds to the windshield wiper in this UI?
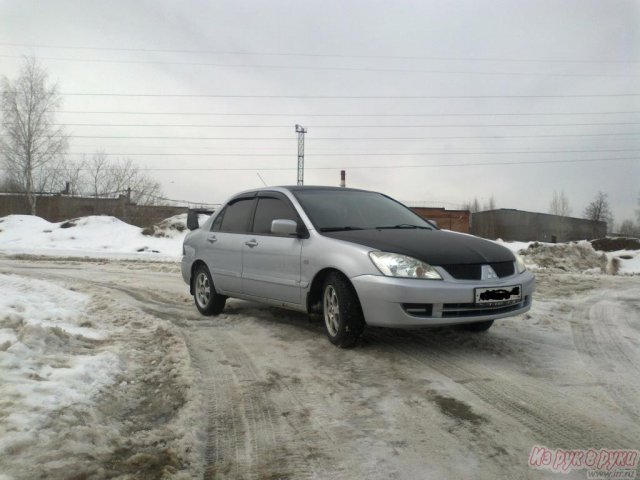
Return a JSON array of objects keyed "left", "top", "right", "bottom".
[
  {"left": 375, "top": 224, "right": 431, "bottom": 230},
  {"left": 319, "top": 226, "right": 365, "bottom": 232}
]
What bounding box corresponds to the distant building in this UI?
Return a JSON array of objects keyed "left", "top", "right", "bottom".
[
  {"left": 410, "top": 207, "right": 470, "bottom": 233},
  {"left": 471, "top": 209, "right": 606, "bottom": 242}
]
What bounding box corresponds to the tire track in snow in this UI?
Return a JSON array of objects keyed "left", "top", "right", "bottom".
[
  {"left": 95, "top": 282, "right": 335, "bottom": 479},
  {"left": 368, "top": 328, "right": 635, "bottom": 449},
  {"left": 570, "top": 290, "right": 640, "bottom": 421}
]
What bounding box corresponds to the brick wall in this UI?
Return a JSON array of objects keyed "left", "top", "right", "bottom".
[{"left": 410, "top": 207, "right": 471, "bottom": 233}]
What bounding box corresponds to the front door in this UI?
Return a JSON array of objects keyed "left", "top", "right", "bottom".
[{"left": 241, "top": 194, "right": 303, "bottom": 305}]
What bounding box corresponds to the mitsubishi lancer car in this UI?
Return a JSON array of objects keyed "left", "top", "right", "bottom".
[{"left": 182, "top": 186, "right": 535, "bottom": 348}]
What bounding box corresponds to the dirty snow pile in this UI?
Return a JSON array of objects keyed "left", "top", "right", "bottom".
[
  {"left": 520, "top": 241, "right": 608, "bottom": 273},
  {"left": 0, "top": 214, "right": 191, "bottom": 260},
  {"left": 590, "top": 237, "right": 640, "bottom": 275},
  {"left": 0, "top": 274, "right": 119, "bottom": 477},
  {"left": 497, "top": 239, "right": 640, "bottom": 275},
  {"left": 142, "top": 213, "right": 210, "bottom": 238},
  {"left": 0, "top": 273, "right": 201, "bottom": 479}
]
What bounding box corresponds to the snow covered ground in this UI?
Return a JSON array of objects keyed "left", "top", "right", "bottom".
[
  {"left": 0, "top": 214, "right": 190, "bottom": 260},
  {"left": 0, "top": 215, "right": 639, "bottom": 478},
  {"left": 0, "top": 266, "right": 200, "bottom": 479},
  {"left": 0, "top": 274, "right": 117, "bottom": 464}
]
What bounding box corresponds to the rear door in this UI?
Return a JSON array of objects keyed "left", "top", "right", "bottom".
[
  {"left": 202, "top": 194, "right": 255, "bottom": 294},
  {"left": 241, "top": 192, "right": 304, "bottom": 305}
]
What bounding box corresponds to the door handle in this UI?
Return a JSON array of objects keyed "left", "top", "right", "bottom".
[
  {"left": 245, "top": 239, "right": 258, "bottom": 248},
  {"left": 207, "top": 235, "right": 217, "bottom": 243}
]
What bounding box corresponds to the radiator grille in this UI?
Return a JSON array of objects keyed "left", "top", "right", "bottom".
[{"left": 440, "top": 261, "right": 515, "bottom": 280}]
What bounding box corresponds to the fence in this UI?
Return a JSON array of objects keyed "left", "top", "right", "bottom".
[{"left": 0, "top": 192, "right": 202, "bottom": 227}]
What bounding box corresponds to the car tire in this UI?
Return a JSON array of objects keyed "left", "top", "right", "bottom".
[
  {"left": 193, "top": 265, "right": 226, "bottom": 316},
  {"left": 322, "top": 272, "right": 365, "bottom": 348},
  {"left": 462, "top": 320, "right": 494, "bottom": 332}
]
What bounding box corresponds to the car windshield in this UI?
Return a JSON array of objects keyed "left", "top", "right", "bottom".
[{"left": 293, "top": 190, "right": 435, "bottom": 232}]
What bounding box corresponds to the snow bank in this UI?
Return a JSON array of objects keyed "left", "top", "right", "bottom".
[
  {"left": 604, "top": 250, "right": 640, "bottom": 275},
  {"left": 505, "top": 241, "right": 609, "bottom": 274},
  {"left": 142, "top": 213, "right": 210, "bottom": 238},
  {"left": 0, "top": 274, "right": 118, "bottom": 464},
  {"left": 0, "top": 214, "right": 186, "bottom": 260},
  {"left": 496, "top": 239, "right": 640, "bottom": 275}
]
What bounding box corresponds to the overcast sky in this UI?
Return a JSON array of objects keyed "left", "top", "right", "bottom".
[{"left": 1, "top": 0, "right": 639, "bottom": 223}]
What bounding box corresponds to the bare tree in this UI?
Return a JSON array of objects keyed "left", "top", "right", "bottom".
[
  {"left": 462, "top": 197, "right": 481, "bottom": 213},
  {"left": 0, "top": 57, "right": 67, "bottom": 214},
  {"left": 549, "top": 190, "right": 572, "bottom": 216},
  {"left": 80, "top": 152, "right": 163, "bottom": 205},
  {"left": 0, "top": 172, "right": 23, "bottom": 192},
  {"left": 584, "top": 191, "right": 614, "bottom": 233},
  {"left": 84, "top": 151, "right": 117, "bottom": 197},
  {"left": 57, "top": 157, "right": 85, "bottom": 195},
  {"left": 618, "top": 220, "right": 639, "bottom": 237},
  {"left": 463, "top": 196, "right": 496, "bottom": 213}
]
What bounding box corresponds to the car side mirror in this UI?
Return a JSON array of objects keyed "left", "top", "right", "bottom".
[
  {"left": 429, "top": 219, "right": 438, "bottom": 228},
  {"left": 271, "top": 219, "right": 298, "bottom": 236},
  {"left": 187, "top": 210, "right": 200, "bottom": 231},
  {"left": 186, "top": 208, "right": 214, "bottom": 231}
]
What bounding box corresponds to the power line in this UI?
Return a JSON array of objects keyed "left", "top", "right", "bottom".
[
  {"left": 5, "top": 91, "right": 639, "bottom": 99},
  {"left": 65, "top": 132, "right": 640, "bottom": 150},
  {"left": 42, "top": 110, "right": 640, "bottom": 117},
  {"left": 2, "top": 41, "right": 637, "bottom": 64},
  {"left": 2, "top": 156, "right": 637, "bottom": 171},
  {"left": 63, "top": 148, "right": 640, "bottom": 157},
  {"left": 3, "top": 132, "right": 640, "bottom": 140},
  {"left": 43, "top": 121, "right": 640, "bottom": 128},
  {"left": 2, "top": 53, "right": 639, "bottom": 77}
]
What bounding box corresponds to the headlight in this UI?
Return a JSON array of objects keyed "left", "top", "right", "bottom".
[
  {"left": 515, "top": 254, "right": 527, "bottom": 274},
  {"left": 369, "top": 251, "right": 442, "bottom": 280}
]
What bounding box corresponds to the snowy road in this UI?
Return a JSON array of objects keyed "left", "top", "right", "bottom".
[{"left": 1, "top": 257, "right": 638, "bottom": 479}]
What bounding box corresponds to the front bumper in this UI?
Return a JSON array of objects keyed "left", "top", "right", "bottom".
[{"left": 351, "top": 271, "right": 535, "bottom": 328}]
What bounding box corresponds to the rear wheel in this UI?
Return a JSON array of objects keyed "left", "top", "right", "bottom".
[
  {"left": 322, "top": 273, "right": 365, "bottom": 348},
  {"left": 193, "top": 265, "right": 226, "bottom": 316},
  {"left": 462, "top": 320, "right": 494, "bottom": 332}
]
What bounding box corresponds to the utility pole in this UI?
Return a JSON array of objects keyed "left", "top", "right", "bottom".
[{"left": 295, "top": 124, "right": 307, "bottom": 185}]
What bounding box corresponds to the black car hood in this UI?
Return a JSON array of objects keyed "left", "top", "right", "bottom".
[{"left": 322, "top": 229, "right": 514, "bottom": 265}]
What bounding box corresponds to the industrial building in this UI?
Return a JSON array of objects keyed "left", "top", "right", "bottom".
[{"left": 471, "top": 209, "right": 606, "bottom": 242}]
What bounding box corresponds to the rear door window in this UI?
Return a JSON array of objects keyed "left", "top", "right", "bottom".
[{"left": 219, "top": 198, "right": 255, "bottom": 233}]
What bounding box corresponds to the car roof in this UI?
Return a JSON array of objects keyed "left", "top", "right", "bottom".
[
  {"left": 282, "top": 185, "right": 370, "bottom": 193},
  {"left": 235, "top": 185, "right": 372, "bottom": 195}
]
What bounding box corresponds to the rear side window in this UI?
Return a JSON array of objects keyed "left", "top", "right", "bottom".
[
  {"left": 252, "top": 197, "right": 298, "bottom": 234},
  {"left": 210, "top": 207, "right": 225, "bottom": 231},
  {"left": 220, "top": 198, "right": 254, "bottom": 233}
]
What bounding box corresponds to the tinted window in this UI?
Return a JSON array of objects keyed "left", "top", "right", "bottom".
[
  {"left": 252, "top": 197, "right": 298, "bottom": 234},
  {"left": 293, "top": 190, "right": 433, "bottom": 231},
  {"left": 220, "top": 198, "right": 254, "bottom": 233},
  {"left": 210, "top": 207, "right": 225, "bottom": 231}
]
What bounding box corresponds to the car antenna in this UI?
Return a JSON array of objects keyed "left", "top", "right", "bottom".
[{"left": 256, "top": 172, "right": 268, "bottom": 186}]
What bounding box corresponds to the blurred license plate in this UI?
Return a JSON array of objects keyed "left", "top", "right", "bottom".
[{"left": 475, "top": 285, "right": 522, "bottom": 305}]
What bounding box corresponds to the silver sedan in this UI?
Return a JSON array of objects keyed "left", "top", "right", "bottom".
[{"left": 182, "top": 186, "right": 534, "bottom": 348}]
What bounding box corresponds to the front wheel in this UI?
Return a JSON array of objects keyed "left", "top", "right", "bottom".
[
  {"left": 322, "top": 273, "right": 365, "bottom": 348},
  {"left": 462, "top": 320, "right": 494, "bottom": 332},
  {"left": 193, "top": 265, "right": 226, "bottom": 316}
]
